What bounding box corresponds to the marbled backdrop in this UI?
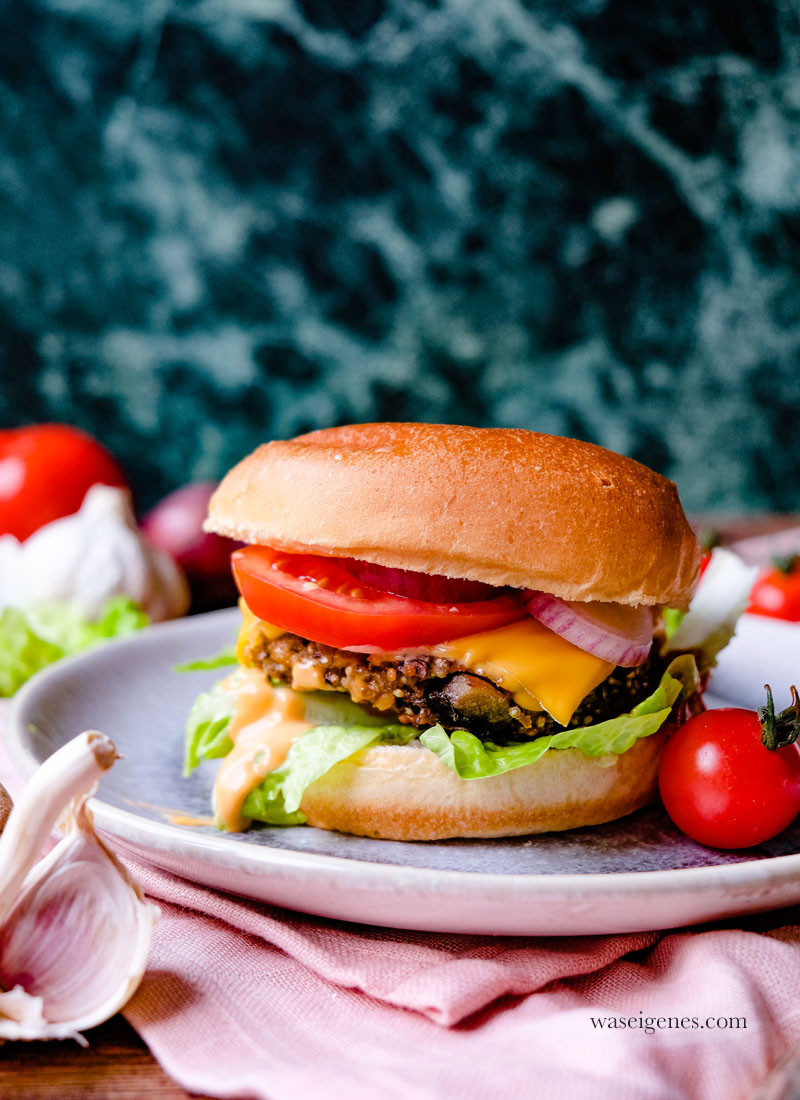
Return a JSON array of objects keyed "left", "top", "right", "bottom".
[{"left": 1, "top": 0, "right": 799, "bottom": 511}]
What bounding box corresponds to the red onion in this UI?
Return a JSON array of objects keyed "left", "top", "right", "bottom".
[
  {"left": 142, "top": 482, "right": 242, "bottom": 610},
  {"left": 524, "top": 591, "right": 653, "bottom": 666},
  {"left": 345, "top": 559, "right": 498, "bottom": 603},
  {"left": 142, "top": 483, "right": 229, "bottom": 577}
]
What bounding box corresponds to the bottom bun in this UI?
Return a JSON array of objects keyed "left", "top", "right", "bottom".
[{"left": 299, "top": 728, "right": 671, "bottom": 841}]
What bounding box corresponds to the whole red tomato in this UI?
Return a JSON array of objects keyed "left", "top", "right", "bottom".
[
  {"left": 0, "top": 424, "right": 128, "bottom": 541},
  {"left": 659, "top": 696, "right": 800, "bottom": 848},
  {"left": 749, "top": 556, "right": 800, "bottom": 621}
]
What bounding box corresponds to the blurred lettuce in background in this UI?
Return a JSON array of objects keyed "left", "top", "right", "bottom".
[{"left": 0, "top": 598, "right": 147, "bottom": 697}]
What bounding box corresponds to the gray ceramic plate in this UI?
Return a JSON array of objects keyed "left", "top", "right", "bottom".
[{"left": 7, "top": 609, "right": 800, "bottom": 936}]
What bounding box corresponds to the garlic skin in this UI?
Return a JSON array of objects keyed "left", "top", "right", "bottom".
[
  {"left": 0, "top": 731, "right": 158, "bottom": 1042},
  {"left": 0, "top": 485, "right": 189, "bottom": 622},
  {"left": 0, "top": 784, "right": 9, "bottom": 834}
]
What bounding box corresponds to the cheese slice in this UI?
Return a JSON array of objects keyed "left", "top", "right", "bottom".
[
  {"left": 432, "top": 619, "right": 614, "bottom": 727},
  {"left": 235, "top": 598, "right": 285, "bottom": 663}
]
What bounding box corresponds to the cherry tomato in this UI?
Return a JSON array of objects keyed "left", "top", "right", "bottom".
[
  {"left": 659, "top": 708, "right": 800, "bottom": 848},
  {"left": 0, "top": 424, "right": 128, "bottom": 541},
  {"left": 748, "top": 556, "right": 800, "bottom": 621},
  {"left": 699, "top": 551, "right": 712, "bottom": 579},
  {"left": 231, "top": 546, "right": 528, "bottom": 650}
]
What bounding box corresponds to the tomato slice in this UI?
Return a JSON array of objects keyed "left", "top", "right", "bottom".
[{"left": 231, "top": 546, "right": 528, "bottom": 650}]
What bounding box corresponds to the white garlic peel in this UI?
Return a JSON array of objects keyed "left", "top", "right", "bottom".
[
  {"left": 0, "top": 485, "right": 189, "bottom": 622},
  {"left": 0, "top": 731, "right": 158, "bottom": 1042}
]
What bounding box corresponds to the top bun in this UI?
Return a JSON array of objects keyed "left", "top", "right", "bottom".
[{"left": 206, "top": 423, "right": 700, "bottom": 608}]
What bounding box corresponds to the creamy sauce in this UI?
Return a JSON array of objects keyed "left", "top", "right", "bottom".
[
  {"left": 433, "top": 618, "right": 614, "bottom": 727},
  {"left": 291, "top": 658, "right": 327, "bottom": 690},
  {"left": 213, "top": 668, "right": 313, "bottom": 832},
  {"left": 166, "top": 812, "right": 216, "bottom": 827},
  {"left": 121, "top": 797, "right": 215, "bottom": 828}
]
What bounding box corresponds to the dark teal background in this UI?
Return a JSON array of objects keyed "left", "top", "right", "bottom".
[{"left": 2, "top": 1, "right": 800, "bottom": 512}]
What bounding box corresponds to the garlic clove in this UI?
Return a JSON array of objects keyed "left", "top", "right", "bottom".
[
  {"left": 0, "top": 986, "right": 48, "bottom": 1034},
  {"left": 0, "top": 730, "right": 117, "bottom": 916},
  {"left": 0, "top": 731, "right": 158, "bottom": 1042}
]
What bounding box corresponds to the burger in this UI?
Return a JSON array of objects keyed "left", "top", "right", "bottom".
[{"left": 185, "top": 422, "right": 706, "bottom": 840}]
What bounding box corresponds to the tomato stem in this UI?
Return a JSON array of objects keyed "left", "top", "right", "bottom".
[
  {"left": 771, "top": 553, "right": 800, "bottom": 576},
  {"left": 698, "top": 529, "right": 722, "bottom": 553},
  {"left": 759, "top": 684, "right": 800, "bottom": 750}
]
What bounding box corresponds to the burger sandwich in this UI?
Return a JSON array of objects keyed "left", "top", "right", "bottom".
[{"left": 184, "top": 423, "right": 744, "bottom": 841}]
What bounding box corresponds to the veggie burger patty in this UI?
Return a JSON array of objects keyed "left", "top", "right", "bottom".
[{"left": 244, "top": 628, "right": 666, "bottom": 742}]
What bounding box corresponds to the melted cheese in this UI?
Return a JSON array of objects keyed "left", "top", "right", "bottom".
[
  {"left": 214, "top": 667, "right": 313, "bottom": 831},
  {"left": 432, "top": 619, "right": 614, "bottom": 727},
  {"left": 235, "top": 599, "right": 285, "bottom": 664}
]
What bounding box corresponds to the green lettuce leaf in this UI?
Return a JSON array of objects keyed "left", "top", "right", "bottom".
[
  {"left": 0, "top": 608, "right": 64, "bottom": 697},
  {"left": 27, "top": 595, "right": 148, "bottom": 651},
  {"left": 183, "top": 678, "right": 410, "bottom": 825},
  {"left": 182, "top": 678, "right": 399, "bottom": 778},
  {"left": 419, "top": 655, "right": 697, "bottom": 780},
  {"left": 242, "top": 724, "right": 414, "bottom": 826},
  {"left": 183, "top": 679, "right": 238, "bottom": 774},
  {"left": 662, "top": 607, "right": 685, "bottom": 638},
  {"left": 174, "top": 646, "right": 238, "bottom": 672},
  {"left": 239, "top": 771, "right": 307, "bottom": 827},
  {"left": 663, "top": 547, "right": 758, "bottom": 669},
  {"left": 186, "top": 655, "right": 699, "bottom": 828},
  {"left": 0, "top": 597, "right": 149, "bottom": 698}
]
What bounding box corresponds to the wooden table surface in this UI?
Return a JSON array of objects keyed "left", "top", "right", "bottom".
[
  {"left": 0, "top": 1016, "right": 205, "bottom": 1099},
  {"left": 3, "top": 513, "right": 799, "bottom": 1099}
]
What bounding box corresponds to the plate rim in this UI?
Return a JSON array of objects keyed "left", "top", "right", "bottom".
[{"left": 6, "top": 609, "right": 800, "bottom": 909}]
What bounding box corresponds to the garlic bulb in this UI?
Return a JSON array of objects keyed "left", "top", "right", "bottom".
[
  {"left": 0, "top": 731, "right": 158, "bottom": 1042},
  {"left": 0, "top": 484, "right": 189, "bottom": 622}
]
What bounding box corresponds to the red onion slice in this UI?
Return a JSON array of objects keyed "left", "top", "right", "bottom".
[
  {"left": 524, "top": 592, "right": 653, "bottom": 666},
  {"left": 344, "top": 559, "right": 498, "bottom": 603}
]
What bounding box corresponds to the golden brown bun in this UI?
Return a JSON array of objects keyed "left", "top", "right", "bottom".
[
  {"left": 207, "top": 423, "right": 700, "bottom": 608},
  {"left": 297, "top": 728, "right": 670, "bottom": 841}
]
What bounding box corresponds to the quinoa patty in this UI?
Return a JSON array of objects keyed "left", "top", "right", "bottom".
[{"left": 243, "top": 630, "right": 665, "bottom": 743}]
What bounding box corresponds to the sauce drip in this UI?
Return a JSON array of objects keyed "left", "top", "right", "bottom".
[{"left": 214, "top": 668, "right": 313, "bottom": 831}]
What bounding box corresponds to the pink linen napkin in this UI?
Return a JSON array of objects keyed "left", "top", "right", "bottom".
[
  {"left": 120, "top": 859, "right": 800, "bottom": 1100},
  {"left": 3, "top": 708, "right": 800, "bottom": 1099}
]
